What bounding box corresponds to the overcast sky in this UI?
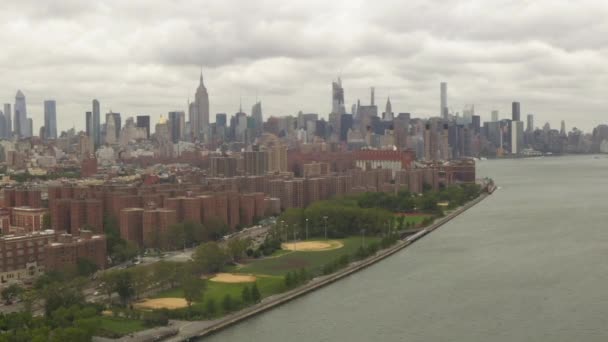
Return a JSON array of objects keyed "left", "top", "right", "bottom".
[{"left": 1, "top": 0, "right": 608, "bottom": 132}]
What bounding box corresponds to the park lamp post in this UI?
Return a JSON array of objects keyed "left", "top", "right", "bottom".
[
  {"left": 305, "top": 218, "right": 309, "bottom": 241},
  {"left": 323, "top": 216, "right": 328, "bottom": 240},
  {"left": 293, "top": 225, "right": 297, "bottom": 251},
  {"left": 281, "top": 220, "right": 285, "bottom": 241}
]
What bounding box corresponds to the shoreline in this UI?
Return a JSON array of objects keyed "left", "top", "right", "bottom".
[{"left": 146, "top": 190, "right": 492, "bottom": 342}]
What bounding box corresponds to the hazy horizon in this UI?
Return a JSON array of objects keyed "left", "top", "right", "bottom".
[{"left": 2, "top": 0, "right": 607, "bottom": 132}]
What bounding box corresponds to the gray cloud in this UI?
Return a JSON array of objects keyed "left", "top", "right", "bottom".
[{"left": 0, "top": 0, "right": 607, "bottom": 132}]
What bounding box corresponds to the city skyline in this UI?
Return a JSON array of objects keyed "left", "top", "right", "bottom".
[{"left": 3, "top": 1, "right": 608, "bottom": 132}]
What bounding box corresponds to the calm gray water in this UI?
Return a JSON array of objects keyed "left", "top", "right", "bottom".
[{"left": 204, "top": 156, "right": 608, "bottom": 341}]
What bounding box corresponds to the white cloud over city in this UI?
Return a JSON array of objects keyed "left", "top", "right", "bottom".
[{"left": 1, "top": 0, "right": 608, "bottom": 132}]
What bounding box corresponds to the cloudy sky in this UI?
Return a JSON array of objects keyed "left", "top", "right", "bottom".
[{"left": 1, "top": 0, "right": 608, "bottom": 132}]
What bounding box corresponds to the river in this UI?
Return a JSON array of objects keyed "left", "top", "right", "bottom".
[{"left": 202, "top": 155, "right": 608, "bottom": 341}]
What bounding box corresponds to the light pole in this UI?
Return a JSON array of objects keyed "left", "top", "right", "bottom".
[
  {"left": 293, "top": 225, "right": 297, "bottom": 251},
  {"left": 281, "top": 220, "right": 285, "bottom": 241},
  {"left": 305, "top": 218, "right": 309, "bottom": 241},
  {"left": 323, "top": 216, "right": 328, "bottom": 240}
]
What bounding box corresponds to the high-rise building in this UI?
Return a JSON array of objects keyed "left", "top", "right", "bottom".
[
  {"left": 511, "top": 102, "right": 521, "bottom": 122},
  {"left": 44, "top": 100, "right": 57, "bottom": 139},
  {"left": 526, "top": 114, "right": 534, "bottom": 132},
  {"left": 14, "top": 90, "right": 27, "bottom": 137},
  {"left": 191, "top": 72, "right": 210, "bottom": 141},
  {"left": 0, "top": 111, "right": 4, "bottom": 138},
  {"left": 383, "top": 97, "right": 394, "bottom": 121},
  {"left": 105, "top": 112, "right": 121, "bottom": 145},
  {"left": 136, "top": 115, "right": 150, "bottom": 139},
  {"left": 251, "top": 101, "right": 263, "bottom": 125},
  {"left": 216, "top": 113, "right": 227, "bottom": 127},
  {"left": 472, "top": 115, "right": 481, "bottom": 134},
  {"left": 92, "top": 99, "right": 101, "bottom": 148},
  {"left": 560, "top": 120, "right": 566, "bottom": 136},
  {"left": 27, "top": 118, "right": 33, "bottom": 138},
  {"left": 85, "top": 112, "right": 93, "bottom": 137},
  {"left": 491, "top": 110, "right": 499, "bottom": 122},
  {"left": 510, "top": 120, "right": 524, "bottom": 154},
  {"left": 3, "top": 104, "right": 11, "bottom": 138},
  {"left": 440, "top": 82, "right": 448, "bottom": 119},
  {"left": 168, "top": 111, "right": 185, "bottom": 143},
  {"left": 331, "top": 78, "right": 346, "bottom": 115}
]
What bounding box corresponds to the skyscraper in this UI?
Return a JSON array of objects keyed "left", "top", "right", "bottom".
[
  {"left": 383, "top": 97, "right": 393, "bottom": 121},
  {"left": 136, "top": 115, "right": 150, "bottom": 139},
  {"left": 560, "top": 120, "right": 566, "bottom": 136},
  {"left": 440, "top": 82, "right": 448, "bottom": 119},
  {"left": 331, "top": 78, "right": 346, "bottom": 115},
  {"left": 192, "top": 72, "right": 209, "bottom": 141},
  {"left": 105, "top": 112, "right": 121, "bottom": 145},
  {"left": 14, "top": 90, "right": 27, "bottom": 137},
  {"left": 168, "top": 111, "right": 185, "bottom": 143},
  {"left": 3, "top": 104, "right": 11, "bottom": 138},
  {"left": 511, "top": 102, "right": 521, "bottom": 122},
  {"left": 251, "top": 101, "right": 263, "bottom": 125},
  {"left": 526, "top": 114, "right": 534, "bottom": 132},
  {"left": 92, "top": 99, "right": 101, "bottom": 148},
  {"left": 86, "top": 112, "right": 93, "bottom": 137},
  {"left": 44, "top": 100, "right": 57, "bottom": 139},
  {"left": 491, "top": 110, "right": 499, "bottom": 122}
]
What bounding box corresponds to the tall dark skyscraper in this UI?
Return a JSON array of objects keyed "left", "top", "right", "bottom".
[
  {"left": 216, "top": 113, "right": 227, "bottom": 127},
  {"left": 440, "top": 82, "right": 448, "bottom": 119},
  {"left": 168, "top": 111, "right": 184, "bottom": 143},
  {"left": 512, "top": 102, "right": 521, "bottom": 121},
  {"left": 85, "top": 111, "right": 93, "bottom": 137},
  {"left": 14, "top": 90, "right": 27, "bottom": 137},
  {"left": 526, "top": 114, "right": 534, "bottom": 132},
  {"left": 92, "top": 99, "right": 101, "bottom": 148},
  {"left": 136, "top": 115, "right": 150, "bottom": 139},
  {"left": 3, "top": 104, "right": 11, "bottom": 138},
  {"left": 472, "top": 115, "right": 481, "bottom": 134},
  {"left": 332, "top": 78, "right": 345, "bottom": 115},
  {"left": 44, "top": 100, "right": 57, "bottom": 139}
]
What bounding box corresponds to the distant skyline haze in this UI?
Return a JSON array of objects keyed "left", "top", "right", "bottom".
[{"left": 1, "top": 0, "right": 607, "bottom": 132}]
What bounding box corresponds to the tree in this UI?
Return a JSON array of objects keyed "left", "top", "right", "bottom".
[
  {"left": 226, "top": 238, "right": 251, "bottom": 262},
  {"left": 42, "top": 213, "right": 51, "bottom": 230},
  {"left": 153, "top": 260, "right": 182, "bottom": 288},
  {"left": 250, "top": 283, "right": 261, "bottom": 303},
  {"left": 241, "top": 285, "right": 251, "bottom": 304},
  {"left": 182, "top": 275, "right": 205, "bottom": 308},
  {"left": 76, "top": 258, "right": 98, "bottom": 277},
  {"left": 192, "top": 242, "right": 228, "bottom": 274},
  {"left": 205, "top": 298, "right": 216, "bottom": 316},
  {"left": 114, "top": 271, "right": 134, "bottom": 307},
  {"left": 131, "top": 267, "right": 152, "bottom": 299},
  {"left": 1, "top": 284, "right": 23, "bottom": 305},
  {"left": 284, "top": 272, "right": 293, "bottom": 288},
  {"left": 204, "top": 218, "right": 229, "bottom": 241},
  {"left": 221, "top": 294, "right": 233, "bottom": 312}
]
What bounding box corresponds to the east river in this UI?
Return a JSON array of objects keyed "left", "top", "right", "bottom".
[{"left": 203, "top": 155, "right": 608, "bottom": 341}]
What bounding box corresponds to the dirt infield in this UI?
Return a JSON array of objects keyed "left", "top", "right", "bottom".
[
  {"left": 281, "top": 240, "right": 344, "bottom": 252},
  {"left": 210, "top": 273, "right": 257, "bottom": 283},
  {"left": 134, "top": 298, "right": 189, "bottom": 310}
]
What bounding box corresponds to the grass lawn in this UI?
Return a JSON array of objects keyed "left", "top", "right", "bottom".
[
  {"left": 152, "top": 275, "right": 285, "bottom": 308},
  {"left": 393, "top": 214, "right": 431, "bottom": 226},
  {"left": 97, "top": 316, "right": 147, "bottom": 337},
  {"left": 236, "top": 236, "right": 378, "bottom": 276}
]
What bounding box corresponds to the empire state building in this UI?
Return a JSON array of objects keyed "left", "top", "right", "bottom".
[{"left": 190, "top": 72, "right": 209, "bottom": 141}]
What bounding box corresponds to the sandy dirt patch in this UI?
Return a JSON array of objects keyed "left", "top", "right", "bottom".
[
  {"left": 281, "top": 240, "right": 344, "bottom": 252},
  {"left": 134, "top": 298, "right": 188, "bottom": 310},
  {"left": 209, "top": 273, "right": 257, "bottom": 283}
]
